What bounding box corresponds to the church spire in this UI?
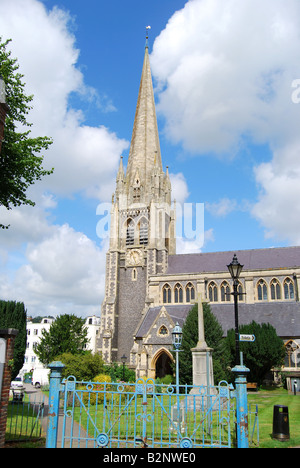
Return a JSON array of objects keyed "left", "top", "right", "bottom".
[
  {"left": 125, "top": 37, "right": 163, "bottom": 191},
  {"left": 116, "top": 156, "right": 124, "bottom": 181}
]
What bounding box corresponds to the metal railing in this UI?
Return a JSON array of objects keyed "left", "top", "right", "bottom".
[{"left": 5, "top": 390, "right": 45, "bottom": 442}]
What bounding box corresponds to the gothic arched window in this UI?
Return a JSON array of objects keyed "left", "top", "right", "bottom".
[
  {"left": 186, "top": 282, "right": 195, "bottom": 303},
  {"left": 163, "top": 284, "right": 172, "bottom": 304},
  {"left": 237, "top": 282, "right": 244, "bottom": 302},
  {"left": 284, "top": 278, "right": 295, "bottom": 300},
  {"left": 208, "top": 282, "right": 218, "bottom": 302},
  {"left": 126, "top": 218, "right": 135, "bottom": 246},
  {"left": 139, "top": 217, "right": 148, "bottom": 245},
  {"left": 174, "top": 283, "right": 183, "bottom": 303},
  {"left": 257, "top": 279, "right": 268, "bottom": 301},
  {"left": 221, "top": 281, "right": 230, "bottom": 302},
  {"left": 285, "top": 340, "right": 300, "bottom": 369},
  {"left": 270, "top": 278, "right": 281, "bottom": 300}
]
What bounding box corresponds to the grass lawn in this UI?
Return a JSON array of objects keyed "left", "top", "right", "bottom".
[
  {"left": 248, "top": 387, "right": 300, "bottom": 448},
  {"left": 4, "top": 392, "right": 45, "bottom": 448}
]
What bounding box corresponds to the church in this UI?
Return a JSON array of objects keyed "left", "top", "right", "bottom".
[{"left": 98, "top": 40, "right": 300, "bottom": 384}]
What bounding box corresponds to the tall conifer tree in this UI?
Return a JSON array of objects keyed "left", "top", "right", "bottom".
[{"left": 0, "top": 300, "right": 27, "bottom": 378}]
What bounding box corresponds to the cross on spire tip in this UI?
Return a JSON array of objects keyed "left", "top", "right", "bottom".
[{"left": 145, "top": 25, "right": 151, "bottom": 48}]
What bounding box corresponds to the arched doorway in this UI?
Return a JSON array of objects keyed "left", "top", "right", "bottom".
[{"left": 154, "top": 350, "right": 173, "bottom": 379}]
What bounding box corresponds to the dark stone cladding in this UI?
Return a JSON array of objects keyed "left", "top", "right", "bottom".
[{"left": 116, "top": 266, "right": 147, "bottom": 360}]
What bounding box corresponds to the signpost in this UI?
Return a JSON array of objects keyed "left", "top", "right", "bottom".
[{"left": 239, "top": 334, "right": 255, "bottom": 342}]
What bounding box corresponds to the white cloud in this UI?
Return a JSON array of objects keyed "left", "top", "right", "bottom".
[
  {"left": 151, "top": 0, "right": 300, "bottom": 244},
  {"left": 252, "top": 140, "right": 300, "bottom": 244},
  {"left": 0, "top": 0, "right": 129, "bottom": 201},
  {"left": 176, "top": 228, "right": 214, "bottom": 254},
  {"left": 206, "top": 198, "right": 237, "bottom": 218},
  {"left": 0, "top": 198, "right": 55, "bottom": 249},
  {"left": 0, "top": 0, "right": 127, "bottom": 317},
  {"left": 170, "top": 172, "right": 189, "bottom": 204},
  {"left": 152, "top": 0, "right": 300, "bottom": 154},
  {"left": 0, "top": 223, "right": 107, "bottom": 317}
]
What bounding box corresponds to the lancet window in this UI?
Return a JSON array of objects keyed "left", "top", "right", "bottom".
[
  {"left": 285, "top": 340, "right": 300, "bottom": 369},
  {"left": 126, "top": 218, "right": 135, "bottom": 246},
  {"left": 208, "top": 282, "right": 218, "bottom": 302},
  {"left": 284, "top": 278, "right": 295, "bottom": 300},
  {"left": 174, "top": 283, "right": 183, "bottom": 303},
  {"left": 186, "top": 283, "right": 195, "bottom": 303},
  {"left": 270, "top": 279, "right": 281, "bottom": 301},
  {"left": 162, "top": 284, "right": 172, "bottom": 304},
  {"left": 221, "top": 281, "right": 231, "bottom": 302},
  {"left": 257, "top": 279, "right": 268, "bottom": 301},
  {"left": 139, "top": 217, "right": 148, "bottom": 245},
  {"left": 237, "top": 282, "right": 244, "bottom": 301}
]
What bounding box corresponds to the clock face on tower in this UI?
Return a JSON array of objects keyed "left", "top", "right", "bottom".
[{"left": 126, "top": 249, "right": 143, "bottom": 267}]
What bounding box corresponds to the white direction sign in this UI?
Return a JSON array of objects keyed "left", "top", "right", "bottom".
[{"left": 239, "top": 334, "right": 255, "bottom": 342}]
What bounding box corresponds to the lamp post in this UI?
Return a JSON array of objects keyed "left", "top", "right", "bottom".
[
  {"left": 172, "top": 322, "right": 183, "bottom": 394},
  {"left": 227, "top": 254, "right": 244, "bottom": 366},
  {"left": 121, "top": 354, "right": 127, "bottom": 381}
]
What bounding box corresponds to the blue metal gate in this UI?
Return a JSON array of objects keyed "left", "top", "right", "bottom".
[
  {"left": 46, "top": 361, "right": 257, "bottom": 448},
  {"left": 60, "top": 376, "right": 233, "bottom": 448}
]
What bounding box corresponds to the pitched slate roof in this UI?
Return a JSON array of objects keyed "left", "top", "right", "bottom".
[
  {"left": 210, "top": 302, "right": 300, "bottom": 338},
  {"left": 166, "top": 246, "right": 300, "bottom": 275},
  {"left": 135, "top": 305, "right": 192, "bottom": 338},
  {"left": 136, "top": 302, "right": 300, "bottom": 339}
]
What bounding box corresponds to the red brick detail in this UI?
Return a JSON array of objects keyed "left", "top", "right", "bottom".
[{"left": 0, "top": 330, "right": 18, "bottom": 448}]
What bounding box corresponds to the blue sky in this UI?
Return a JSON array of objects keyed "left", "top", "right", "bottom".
[{"left": 1, "top": 0, "right": 300, "bottom": 317}]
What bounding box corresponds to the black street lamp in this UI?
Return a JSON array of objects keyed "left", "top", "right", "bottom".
[
  {"left": 227, "top": 254, "right": 244, "bottom": 365},
  {"left": 121, "top": 354, "right": 127, "bottom": 381}
]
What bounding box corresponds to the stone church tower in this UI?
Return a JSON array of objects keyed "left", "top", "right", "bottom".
[
  {"left": 98, "top": 40, "right": 300, "bottom": 382},
  {"left": 99, "top": 42, "right": 176, "bottom": 365}
]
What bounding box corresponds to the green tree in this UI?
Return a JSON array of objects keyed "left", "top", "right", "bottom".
[
  {"left": 0, "top": 300, "right": 27, "bottom": 378},
  {"left": 105, "top": 362, "right": 136, "bottom": 383},
  {"left": 35, "top": 314, "right": 89, "bottom": 365},
  {"left": 0, "top": 38, "right": 53, "bottom": 228},
  {"left": 56, "top": 352, "right": 106, "bottom": 381},
  {"left": 225, "top": 321, "right": 285, "bottom": 385},
  {"left": 179, "top": 303, "right": 231, "bottom": 385}
]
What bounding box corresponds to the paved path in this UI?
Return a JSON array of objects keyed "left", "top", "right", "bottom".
[{"left": 24, "top": 384, "right": 95, "bottom": 448}]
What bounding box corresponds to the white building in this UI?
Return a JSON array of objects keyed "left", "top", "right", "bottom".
[
  {"left": 22, "top": 317, "right": 54, "bottom": 375},
  {"left": 84, "top": 315, "right": 101, "bottom": 353},
  {"left": 20, "top": 316, "right": 101, "bottom": 376}
]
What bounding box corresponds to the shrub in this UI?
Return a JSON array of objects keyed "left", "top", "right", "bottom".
[
  {"left": 80, "top": 374, "right": 112, "bottom": 405},
  {"left": 56, "top": 352, "right": 105, "bottom": 381}
]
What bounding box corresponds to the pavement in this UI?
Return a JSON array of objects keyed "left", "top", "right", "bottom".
[{"left": 24, "top": 383, "right": 95, "bottom": 448}]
